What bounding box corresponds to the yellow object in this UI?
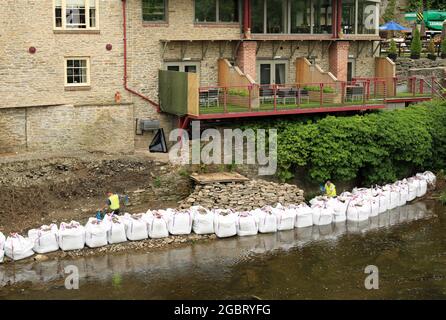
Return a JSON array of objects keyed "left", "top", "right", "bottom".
[
  {"left": 108, "top": 194, "right": 120, "bottom": 211},
  {"left": 325, "top": 183, "right": 337, "bottom": 197}
]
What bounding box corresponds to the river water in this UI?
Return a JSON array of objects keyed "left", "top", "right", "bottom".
[{"left": 1, "top": 200, "right": 445, "bottom": 299}]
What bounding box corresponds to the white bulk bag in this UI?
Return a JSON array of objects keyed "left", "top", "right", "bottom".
[
  {"left": 374, "top": 191, "right": 389, "bottom": 214},
  {"left": 168, "top": 210, "right": 192, "bottom": 235},
  {"left": 394, "top": 182, "right": 408, "bottom": 206},
  {"left": 28, "top": 224, "right": 59, "bottom": 254},
  {"left": 0, "top": 232, "right": 5, "bottom": 263},
  {"left": 309, "top": 196, "right": 328, "bottom": 206},
  {"left": 236, "top": 212, "right": 258, "bottom": 236},
  {"left": 406, "top": 178, "right": 419, "bottom": 202},
  {"left": 123, "top": 213, "right": 148, "bottom": 241},
  {"left": 191, "top": 206, "right": 215, "bottom": 235},
  {"left": 145, "top": 211, "right": 169, "bottom": 239},
  {"left": 294, "top": 204, "right": 313, "bottom": 228},
  {"left": 272, "top": 204, "right": 295, "bottom": 231},
  {"left": 346, "top": 200, "right": 370, "bottom": 222},
  {"left": 352, "top": 187, "right": 373, "bottom": 197},
  {"left": 213, "top": 210, "right": 237, "bottom": 238},
  {"left": 103, "top": 214, "right": 127, "bottom": 244},
  {"left": 414, "top": 177, "right": 428, "bottom": 198},
  {"left": 4, "top": 233, "right": 34, "bottom": 261},
  {"left": 327, "top": 198, "right": 348, "bottom": 223},
  {"left": 387, "top": 186, "right": 400, "bottom": 210},
  {"left": 253, "top": 207, "right": 278, "bottom": 233},
  {"left": 311, "top": 204, "right": 334, "bottom": 226},
  {"left": 85, "top": 218, "right": 108, "bottom": 248},
  {"left": 417, "top": 171, "right": 436, "bottom": 187},
  {"left": 369, "top": 197, "right": 380, "bottom": 217},
  {"left": 59, "top": 221, "right": 86, "bottom": 251}
]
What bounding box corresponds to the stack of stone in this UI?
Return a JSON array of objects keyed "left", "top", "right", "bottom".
[{"left": 178, "top": 180, "right": 305, "bottom": 212}]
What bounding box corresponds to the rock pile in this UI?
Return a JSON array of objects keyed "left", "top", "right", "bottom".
[{"left": 179, "top": 180, "right": 305, "bottom": 211}]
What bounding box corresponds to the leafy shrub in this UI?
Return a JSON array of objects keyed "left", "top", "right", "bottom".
[
  {"left": 303, "top": 85, "right": 335, "bottom": 93},
  {"left": 228, "top": 89, "right": 249, "bottom": 97},
  {"left": 428, "top": 39, "right": 436, "bottom": 55},
  {"left": 246, "top": 100, "right": 446, "bottom": 186}
]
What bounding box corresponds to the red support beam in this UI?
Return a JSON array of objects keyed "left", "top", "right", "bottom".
[
  {"left": 337, "top": 0, "right": 342, "bottom": 37},
  {"left": 243, "top": 0, "right": 251, "bottom": 37}
]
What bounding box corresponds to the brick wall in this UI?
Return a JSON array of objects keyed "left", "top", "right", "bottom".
[
  {"left": 329, "top": 41, "right": 350, "bottom": 82},
  {"left": 0, "top": 103, "right": 134, "bottom": 154},
  {"left": 236, "top": 41, "right": 258, "bottom": 80}
]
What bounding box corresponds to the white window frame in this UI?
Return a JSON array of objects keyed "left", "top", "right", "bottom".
[
  {"left": 164, "top": 62, "right": 201, "bottom": 74},
  {"left": 64, "top": 57, "right": 91, "bottom": 87},
  {"left": 256, "top": 59, "right": 289, "bottom": 85},
  {"left": 54, "top": 0, "right": 100, "bottom": 30}
]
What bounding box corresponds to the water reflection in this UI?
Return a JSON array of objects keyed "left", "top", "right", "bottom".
[{"left": 0, "top": 202, "right": 435, "bottom": 289}]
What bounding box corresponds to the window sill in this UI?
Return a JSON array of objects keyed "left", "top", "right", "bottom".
[
  {"left": 54, "top": 29, "right": 100, "bottom": 35},
  {"left": 194, "top": 23, "right": 240, "bottom": 28},
  {"left": 143, "top": 22, "right": 169, "bottom": 27},
  {"left": 65, "top": 85, "right": 91, "bottom": 91}
]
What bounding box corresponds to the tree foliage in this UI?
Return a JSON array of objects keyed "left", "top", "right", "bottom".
[{"left": 410, "top": 27, "right": 422, "bottom": 56}]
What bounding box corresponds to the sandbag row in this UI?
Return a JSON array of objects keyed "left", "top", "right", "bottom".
[{"left": 0, "top": 171, "right": 435, "bottom": 262}]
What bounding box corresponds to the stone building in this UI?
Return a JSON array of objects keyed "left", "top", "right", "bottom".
[{"left": 0, "top": 0, "right": 382, "bottom": 154}]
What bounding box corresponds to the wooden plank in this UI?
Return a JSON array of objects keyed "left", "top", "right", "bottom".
[{"left": 190, "top": 172, "right": 249, "bottom": 184}]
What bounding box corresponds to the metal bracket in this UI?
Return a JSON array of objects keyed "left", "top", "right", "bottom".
[
  {"left": 321, "top": 41, "right": 333, "bottom": 58},
  {"left": 232, "top": 40, "right": 242, "bottom": 61},
  {"left": 290, "top": 41, "right": 300, "bottom": 59},
  {"left": 272, "top": 40, "right": 285, "bottom": 59},
  {"left": 180, "top": 41, "right": 188, "bottom": 60},
  {"left": 201, "top": 41, "right": 210, "bottom": 60},
  {"left": 356, "top": 41, "right": 367, "bottom": 57},
  {"left": 256, "top": 41, "right": 263, "bottom": 56},
  {"left": 307, "top": 41, "right": 317, "bottom": 57},
  {"left": 161, "top": 41, "right": 169, "bottom": 60}
]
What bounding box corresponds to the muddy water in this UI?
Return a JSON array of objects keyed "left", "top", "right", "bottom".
[{"left": 1, "top": 200, "right": 445, "bottom": 300}]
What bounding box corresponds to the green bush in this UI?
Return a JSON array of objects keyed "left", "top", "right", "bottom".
[
  {"left": 228, "top": 89, "right": 249, "bottom": 97},
  {"left": 428, "top": 39, "right": 436, "bottom": 55},
  {"left": 303, "top": 85, "right": 335, "bottom": 93},
  {"left": 410, "top": 28, "right": 422, "bottom": 58},
  {"left": 246, "top": 100, "right": 446, "bottom": 186}
]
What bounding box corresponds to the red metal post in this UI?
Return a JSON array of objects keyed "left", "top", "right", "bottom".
[
  {"left": 393, "top": 77, "right": 397, "bottom": 97},
  {"left": 420, "top": 78, "right": 424, "bottom": 95},
  {"left": 337, "top": 0, "right": 342, "bottom": 37},
  {"left": 224, "top": 87, "right": 227, "bottom": 113},
  {"left": 273, "top": 85, "right": 277, "bottom": 111},
  {"left": 248, "top": 85, "right": 252, "bottom": 111},
  {"left": 320, "top": 83, "right": 324, "bottom": 106},
  {"left": 431, "top": 76, "right": 435, "bottom": 97},
  {"left": 332, "top": 0, "right": 337, "bottom": 38},
  {"left": 341, "top": 82, "right": 346, "bottom": 104}
]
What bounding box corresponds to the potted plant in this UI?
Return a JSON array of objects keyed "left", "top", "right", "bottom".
[
  {"left": 427, "top": 39, "right": 437, "bottom": 61},
  {"left": 410, "top": 28, "right": 421, "bottom": 59},
  {"left": 441, "top": 38, "right": 446, "bottom": 59},
  {"left": 388, "top": 39, "right": 398, "bottom": 61}
]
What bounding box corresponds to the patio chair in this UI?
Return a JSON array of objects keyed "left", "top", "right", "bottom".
[
  {"left": 199, "top": 90, "right": 209, "bottom": 108},
  {"left": 259, "top": 87, "right": 274, "bottom": 104},
  {"left": 297, "top": 89, "right": 310, "bottom": 104},
  {"left": 277, "top": 88, "right": 297, "bottom": 105},
  {"left": 346, "top": 86, "right": 364, "bottom": 102},
  {"left": 208, "top": 89, "right": 220, "bottom": 107}
]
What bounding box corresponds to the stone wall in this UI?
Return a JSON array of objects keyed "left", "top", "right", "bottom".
[
  {"left": 396, "top": 58, "right": 446, "bottom": 77},
  {"left": 0, "top": 103, "right": 134, "bottom": 154}
]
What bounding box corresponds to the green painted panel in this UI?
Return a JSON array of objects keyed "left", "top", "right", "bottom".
[{"left": 159, "top": 70, "right": 188, "bottom": 116}]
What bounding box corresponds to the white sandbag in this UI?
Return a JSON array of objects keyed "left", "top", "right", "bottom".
[
  {"left": 327, "top": 197, "right": 348, "bottom": 223},
  {"left": 374, "top": 191, "right": 389, "bottom": 214},
  {"left": 59, "top": 221, "right": 86, "bottom": 251},
  {"left": 4, "top": 233, "right": 34, "bottom": 261},
  {"left": 385, "top": 185, "right": 400, "bottom": 210},
  {"left": 311, "top": 204, "right": 334, "bottom": 226},
  {"left": 103, "top": 214, "right": 127, "bottom": 244},
  {"left": 417, "top": 171, "right": 436, "bottom": 187},
  {"left": 253, "top": 207, "right": 278, "bottom": 233},
  {"left": 236, "top": 212, "right": 258, "bottom": 236},
  {"left": 346, "top": 200, "right": 370, "bottom": 222},
  {"left": 369, "top": 197, "right": 380, "bottom": 217},
  {"left": 272, "top": 204, "right": 295, "bottom": 231},
  {"left": 168, "top": 210, "right": 192, "bottom": 235},
  {"left": 191, "top": 206, "right": 215, "bottom": 235},
  {"left": 0, "top": 232, "right": 5, "bottom": 263},
  {"left": 85, "top": 218, "right": 108, "bottom": 248},
  {"left": 309, "top": 196, "right": 328, "bottom": 206},
  {"left": 352, "top": 187, "right": 373, "bottom": 197},
  {"left": 28, "top": 224, "right": 59, "bottom": 254},
  {"left": 213, "top": 210, "right": 237, "bottom": 238},
  {"left": 293, "top": 204, "right": 313, "bottom": 228},
  {"left": 406, "top": 178, "right": 419, "bottom": 202},
  {"left": 414, "top": 177, "right": 428, "bottom": 197},
  {"left": 394, "top": 182, "right": 408, "bottom": 206},
  {"left": 145, "top": 211, "right": 169, "bottom": 239},
  {"left": 123, "top": 213, "right": 148, "bottom": 241}
]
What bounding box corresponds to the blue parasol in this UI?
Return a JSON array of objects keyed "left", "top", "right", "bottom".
[{"left": 379, "top": 21, "right": 411, "bottom": 31}]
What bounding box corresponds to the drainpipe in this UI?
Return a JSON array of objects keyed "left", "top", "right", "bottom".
[{"left": 122, "top": 0, "right": 160, "bottom": 112}]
